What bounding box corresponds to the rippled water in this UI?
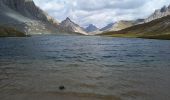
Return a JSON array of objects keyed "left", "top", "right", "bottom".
[{"left": 0, "top": 36, "right": 170, "bottom": 100}]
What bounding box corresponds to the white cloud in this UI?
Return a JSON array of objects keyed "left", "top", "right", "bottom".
[{"left": 34, "top": 0, "right": 170, "bottom": 28}]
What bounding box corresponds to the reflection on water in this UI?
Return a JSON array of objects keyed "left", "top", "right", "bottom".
[{"left": 0, "top": 36, "right": 170, "bottom": 100}]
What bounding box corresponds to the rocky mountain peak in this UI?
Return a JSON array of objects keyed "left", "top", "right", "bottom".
[
  {"left": 66, "top": 17, "right": 71, "bottom": 21},
  {"left": 59, "top": 18, "right": 87, "bottom": 35},
  {"left": 85, "top": 24, "right": 99, "bottom": 33},
  {"left": 145, "top": 4, "right": 170, "bottom": 23},
  {"left": 168, "top": 4, "right": 170, "bottom": 9},
  {"left": 160, "top": 6, "right": 167, "bottom": 12},
  {"left": 60, "top": 17, "right": 78, "bottom": 27},
  {"left": 100, "top": 23, "right": 114, "bottom": 31}
]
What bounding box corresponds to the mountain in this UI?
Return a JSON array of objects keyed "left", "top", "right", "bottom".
[
  {"left": 0, "top": 0, "right": 59, "bottom": 35},
  {"left": 145, "top": 5, "right": 170, "bottom": 23},
  {"left": 0, "top": 26, "right": 25, "bottom": 37},
  {"left": 59, "top": 17, "right": 87, "bottom": 35},
  {"left": 85, "top": 24, "right": 99, "bottom": 33},
  {"left": 100, "top": 19, "right": 144, "bottom": 32},
  {"left": 100, "top": 23, "right": 114, "bottom": 31},
  {"left": 101, "top": 15, "right": 170, "bottom": 40}
]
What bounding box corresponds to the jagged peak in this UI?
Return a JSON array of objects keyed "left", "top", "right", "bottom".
[
  {"left": 168, "top": 4, "right": 170, "bottom": 9},
  {"left": 89, "top": 24, "right": 94, "bottom": 26},
  {"left": 160, "top": 5, "right": 167, "bottom": 12},
  {"left": 87, "top": 24, "right": 97, "bottom": 28},
  {"left": 65, "top": 17, "right": 71, "bottom": 21}
]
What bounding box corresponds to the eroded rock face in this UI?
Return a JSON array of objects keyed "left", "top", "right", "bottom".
[
  {"left": 145, "top": 5, "right": 170, "bottom": 23},
  {"left": 59, "top": 17, "right": 87, "bottom": 35},
  {"left": 0, "top": 0, "right": 59, "bottom": 34}
]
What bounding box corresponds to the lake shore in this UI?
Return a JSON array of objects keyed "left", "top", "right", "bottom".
[
  {"left": 0, "top": 91, "right": 121, "bottom": 100},
  {"left": 100, "top": 34, "right": 170, "bottom": 40}
]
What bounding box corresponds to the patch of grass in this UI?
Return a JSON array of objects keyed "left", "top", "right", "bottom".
[
  {"left": 139, "top": 34, "right": 170, "bottom": 40},
  {"left": 0, "top": 26, "right": 26, "bottom": 37},
  {"left": 109, "top": 33, "right": 141, "bottom": 38}
]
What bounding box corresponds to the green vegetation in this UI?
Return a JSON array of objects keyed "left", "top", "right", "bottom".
[
  {"left": 0, "top": 26, "right": 26, "bottom": 37},
  {"left": 140, "top": 34, "right": 170, "bottom": 40},
  {"left": 101, "top": 15, "right": 170, "bottom": 40}
]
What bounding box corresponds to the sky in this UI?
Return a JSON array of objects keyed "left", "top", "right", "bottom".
[{"left": 34, "top": 0, "right": 170, "bottom": 28}]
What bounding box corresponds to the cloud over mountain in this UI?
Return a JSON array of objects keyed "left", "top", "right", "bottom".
[{"left": 34, "top": 0, "right": 170, "bottom": 28}]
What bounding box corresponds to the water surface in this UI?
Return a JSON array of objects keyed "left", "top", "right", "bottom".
[{"left": 0, "top": 36, "right": 170, "bottom": 100}]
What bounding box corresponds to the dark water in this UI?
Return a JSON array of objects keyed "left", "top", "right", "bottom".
[{"left": 0, "top": 36, "right": 170, "bottom": 100}]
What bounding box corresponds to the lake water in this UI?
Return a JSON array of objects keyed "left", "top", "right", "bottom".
[{"left": 0, "top": 36, "right": 170, "bottom": 100}]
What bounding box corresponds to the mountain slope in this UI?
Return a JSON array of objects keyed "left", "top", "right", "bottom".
[
  {"left": 0, "top": 0, "right": 59, "bottom": 35},
  {"left": 101, "top": 15, "right": 170, "bottom": 40},
  {"left": 100, "top": 23, "right": 114, "bottom": 31},
  {"left": 0, "top": 26, "right": 25, "bottom": 37},
  {"left": 145, "top": 5, "right": 170, "bottom": 23},
  {"left": 100, "top": 19, "right": 144, "bottom": 32},
  {"left": 85, "top": 24, "right": 99, "bottom": 33},
  {"left": 59, "top": 17, "right": 87, "bottom": 35}
]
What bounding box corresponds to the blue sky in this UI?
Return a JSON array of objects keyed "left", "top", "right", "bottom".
[{"left": 34, "top": 0, "right": 170, "bottom": 28}]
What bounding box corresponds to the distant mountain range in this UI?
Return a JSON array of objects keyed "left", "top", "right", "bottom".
[
  {"left": 100, "top": 19, "right": 144, "bottom": 32},
  {"left": 0, "top": 0, "right": 170, "bottom": 39},
  {"left": 0, "top": 0, "right": 86, "bottom": 35},
  {"left": 100, "top": 4, "right": 170, "bottom": 34},
  {"left": 101, "top": 4, "right": 170, "bottom": 40},
  {"left": 85, "top": 24, "right": 99, "bottom": 33},
  {"left": 102, "top": 15, "right": 170, "bottom": 39}
]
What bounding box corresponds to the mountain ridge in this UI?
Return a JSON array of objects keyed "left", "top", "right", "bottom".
[
  {"left": 0, "top": 0, "right": 60, "bottom": 35},
  {"left": 101, "top": 15, "right": 170, "bottom": 40},
  {"left": 58, "top": 17, "right": 88, "bottom": 35},
  {"left": 145, "top": 4, "right": 170, "bottom": 23},
  {"left": 85, "top": 24, "right": 99, "bottom": 33},
  {"left": 100, "top": 19, "right": 144, "bottom": 32}
]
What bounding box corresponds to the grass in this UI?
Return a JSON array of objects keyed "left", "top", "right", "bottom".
[
  {"left": 139, "top": 34, "right": 170, "bottom": 40},
  {"left": 0, "top": 26, "right": 26, "bottom": 37},
  {"left": 101, "top": 15, "right": 170, "bottom": 40},
  {"left": 102, "top": 33, "right": 170, "bottom": 40},
  {"left": 108, "top": 33, "right": 141, "bottom": 38}
]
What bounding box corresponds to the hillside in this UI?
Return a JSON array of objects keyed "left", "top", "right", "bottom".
[
  {"left": 0, "top": 0, "right": 59, "bottom": 35},
  {"left": 59, "top": 17, "right": 87, "bottom": 35},
  {"left": 100, "top": 19, "right": 144, "bottom": 32},
  {"left": 0, "top": 26, "right": 25, "bottom": 37},
  {"left": 101, "top": 15, "right": 170, "bottom": 40}
]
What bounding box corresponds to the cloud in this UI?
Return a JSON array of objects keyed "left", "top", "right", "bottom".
[{"left": 34, "top": 0, "right": 170, "bottom": 28}]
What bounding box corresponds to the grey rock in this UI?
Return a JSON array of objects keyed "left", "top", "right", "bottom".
[
  {"left": 85, "top": 24, "right": 99, "bottom": 33},
  {"left": 58, "top": 17, "right": 87, "bottom": 35},
  {"left": 100, "top": 23, "right": 114, "bottom": 31},
  {"left": 145, "top": 4, "right": 170, "bottom": 23},
  {"left": 0, "top": 0, "right": 59, "bottom": 35}
]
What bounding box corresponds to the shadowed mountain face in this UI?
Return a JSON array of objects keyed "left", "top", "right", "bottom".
[
  {"left": 0, "top": 26, "right": 25, "bottom": 37},
  {"left": 85, "top": 24, "right": 99, "bottom": 33},
  {"left": 59, "top": 17, "right": 87, "bottom": 35},
  {"left": 0, "top": 0, "right": 59, "bottom": 34},
  {"left": 100, "top": 23, "right": 114, "bottom": 32}
]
